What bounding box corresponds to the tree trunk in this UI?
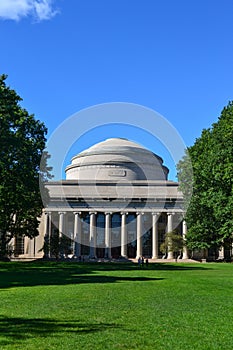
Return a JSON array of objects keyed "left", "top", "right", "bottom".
[{"left": 0, "top": 231, "right": 11, "bottom": 261}]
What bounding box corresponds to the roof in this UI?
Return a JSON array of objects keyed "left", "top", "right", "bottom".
[{"left": 65, "top": 138, "right": 169, "bottom": 181}]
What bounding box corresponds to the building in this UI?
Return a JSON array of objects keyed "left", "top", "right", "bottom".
[{"left": 14, "top": 138, "right": 189, "bottom": 260}]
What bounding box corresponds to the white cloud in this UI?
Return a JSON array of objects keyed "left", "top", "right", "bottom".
[
  {"left": 0, "top": 0, "right": 58, "bottom": 22},
  {"left": 34, "top": 0, "right": 58, "bottom": 21}
]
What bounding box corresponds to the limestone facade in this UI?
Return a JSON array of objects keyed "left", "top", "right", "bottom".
[{"left": 12, "top": 138, "right": 189, "bottom": 260}]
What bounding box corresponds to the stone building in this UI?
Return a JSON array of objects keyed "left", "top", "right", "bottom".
[{"left": 13, "top": 138, "right": 189, "bottom": 260}]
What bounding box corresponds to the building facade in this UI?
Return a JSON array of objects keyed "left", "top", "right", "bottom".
[{"left": 13, "top": 138, "right": 190, "bottom": 260}]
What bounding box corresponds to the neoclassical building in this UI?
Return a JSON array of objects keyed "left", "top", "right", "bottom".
[{"left": 14, "top": 138, "right": 190, "bottom": 260}]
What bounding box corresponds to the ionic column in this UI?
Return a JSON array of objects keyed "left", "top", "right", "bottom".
[
  {"left": 58, "top": 212, "right": 66, "bottom": 238},
  {"left": 218, "top": 246, "right": 224, "bottom": 260},
  {"left": 182, "top": 219, "right": 189, "bottom": 259},
  {"left": 89, "top": 212, "right": 97, "bottom": 258},
  {"left": 105, "top": 212, "right": 112, "bottom": 259},
  {"left": 121, "top": 212, "right": 128, "bottom": 258},
  {"left": 44, "top": 211, "right": 52, "bottom": 258},
  {"left": 167, "top": 213, "right": 174, "bottom": 259},
  {"left": 73, "top": 212, "right": 81, "bottom": 257},
  {"left": 58, "top": 212, "right": 66, "bottom": 258},
  {"left": 136, "top": 212, "right": 143, "bottom": 259},
  {"left": 152, "top": 213, "right": 159, "bottom": 259}
]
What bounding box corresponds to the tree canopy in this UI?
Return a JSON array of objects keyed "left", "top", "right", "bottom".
[
  {"left": 177, "top": 102, "right": 233, "bottom": 252},
  {"left": 0, "top": 75, "right": 51, "bottom": 259},
  {"left": 160, "top": 230, "right": 184, "bottom": 260}
]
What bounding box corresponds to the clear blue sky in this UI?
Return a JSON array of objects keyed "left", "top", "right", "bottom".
[{"left": 1, "top": 0, "right": 233, "bottom": 180}]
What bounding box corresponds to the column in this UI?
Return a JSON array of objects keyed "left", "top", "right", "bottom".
[
  {"left": 136, "top": 212, "right": 143, "bottom": 259},
  {"left": 167, "top": 213, "right": 174, "bottom": 259},
  {"left": 105, "top": 212, "right": 112, "bottom": 259},
  {"left": 152, "top": 213, "right": 159, "bottom": 259},
  {"left": 58, "top": 212, "right": 66, "bottom": 238},
  {"left": 89, "top": 212, "right": 97, "bottom": 258},
  {"left": 73, "top": 212, "right": 81, "bottom": 257},
  {"left": 58, "top": 212, "right": 66, "bottom": 257},
  {"left": 182, "top": 219, "right": 189, "bottom": 259},
  {"left": 44, "top": 211, "right": 52, "bottom": 258},
  {"left": 218, "top": 245, "right": 224, "bottom": 260},
  {"left": 121, "top": 212, "right": 128, "bottom": 258}
]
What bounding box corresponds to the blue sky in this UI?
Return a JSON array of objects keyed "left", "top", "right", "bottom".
[{"left": 1, "top": 0, "right": 233, "bottom": 180}]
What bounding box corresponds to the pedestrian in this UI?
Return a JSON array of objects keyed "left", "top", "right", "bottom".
[
  {"left": 145, "top": 258, "right": 149, "bottom": 267},
  {"left": 138, "top": 256, "right": 141, "bottom": 267},
  {"left": 141, "top": 256, "right": 144, "bottom": 267}
]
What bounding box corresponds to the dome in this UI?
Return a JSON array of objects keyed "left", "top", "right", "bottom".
[{"left": 65, "top": 138, "right": 169, "bottom": 181}]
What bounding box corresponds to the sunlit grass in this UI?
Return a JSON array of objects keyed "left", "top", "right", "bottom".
[{"left": 0, "top": 261, "right": 233, "bottom": 349}]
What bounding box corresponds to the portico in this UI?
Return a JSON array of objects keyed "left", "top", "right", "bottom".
[{"left": 43, "top": 208, "right": 187, "bottom": 260}]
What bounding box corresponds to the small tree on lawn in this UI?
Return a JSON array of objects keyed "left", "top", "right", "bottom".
[
  {"left": 41, "top": 229, "right": 72, "bottom": 260},
  {"left": 160, "top": 230, "right": 184, "bottom": 261}
]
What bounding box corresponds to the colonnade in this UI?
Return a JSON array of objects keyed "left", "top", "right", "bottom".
[{"left": 44, "top": 211, "right": 188, "bottom": 260}]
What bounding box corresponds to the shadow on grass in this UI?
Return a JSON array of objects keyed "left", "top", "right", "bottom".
[
  {"left": 150, "top": 263, "right": 211, "bottom": 271},
  {"left": 0, "top": 261, "right": 208, "bottom": 290},
  {"left": 0, "top": 315, "right": 119, "bottom": 346},
  {"left": 0, "top": 262, "right": 165, "bottom": 289}
]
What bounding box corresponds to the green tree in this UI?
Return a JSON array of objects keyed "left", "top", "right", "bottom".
[
  {"left": 0, "top": 75, "right": 51, "bottom": 259},
  {"left": 41, "top": 230, "right": 72, "bottom": 260},
  {"left": 160, "top": 230, "right": 184, "bottom": 261},
  {"left": 177, "top": 102, "right": 233, "bottom": 256}
]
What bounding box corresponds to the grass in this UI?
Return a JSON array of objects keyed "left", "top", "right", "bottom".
[{"left": 0, "top": 261, "right": 233, "bottom": 350}]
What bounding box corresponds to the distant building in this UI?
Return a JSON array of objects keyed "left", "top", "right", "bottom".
[{"left": 13, "top": 138, "right": 189, "bottom": 260}]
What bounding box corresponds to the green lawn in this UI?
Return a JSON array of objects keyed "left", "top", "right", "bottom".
[{"left": 0, "top": 261, "right": 233, "bottom": 350}]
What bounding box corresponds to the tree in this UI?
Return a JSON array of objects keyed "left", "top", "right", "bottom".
[
  {"left": 0, "top": 75, "right": 51, "bottom": 259},
  {"left": 41, "top": 231, "right": 72, "bottom": 260},
  {"left": 160, "top": 230, "right": 184, "bottom": 261},
  {"left": 177, "top": 102, "right": 233, "bottom": 257}
]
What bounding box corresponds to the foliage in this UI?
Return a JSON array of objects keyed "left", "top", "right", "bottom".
[
  {"left": 160, "top": 230, "right": 184, "bottom": 259},
  {"left": 41, "top": 231, "right": 72, "bottom": 260},
  {"left": 0, "top": 75, "right": 51, "bottom": 259},
  {"left": 177, "top": 102, "right": 233, "bottom": 251}
]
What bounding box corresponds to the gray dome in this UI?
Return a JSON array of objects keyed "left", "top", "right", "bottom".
[{"left": 65, "top": 138, "right": 169, "bottom": 181}]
